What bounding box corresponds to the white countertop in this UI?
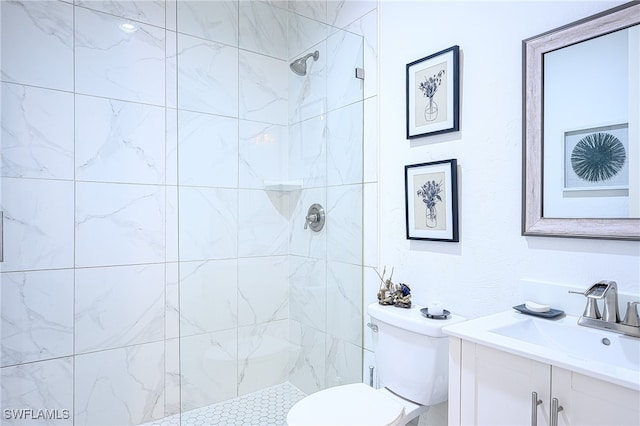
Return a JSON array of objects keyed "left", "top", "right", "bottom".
[{"left": 443, "top": 310, "right": 640, "bottom": 391}]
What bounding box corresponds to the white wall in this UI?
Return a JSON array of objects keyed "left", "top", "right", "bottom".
[{"left": 376, "top": 0, "right": 640, "bottom": 321}]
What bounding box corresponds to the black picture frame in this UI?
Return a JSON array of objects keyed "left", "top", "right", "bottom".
[
  {"left": 405, "top": 159, "right": 459, "bottom": 242},
  {"left": 406, "top": 45, "right": 460, "bottom": 139}
]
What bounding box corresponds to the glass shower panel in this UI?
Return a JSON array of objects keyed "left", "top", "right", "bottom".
[
  {"left": 174, "top": 1, "right": 364, "bottom": 424},
  {"left": 287, "top": 18, "right": 365, "bottom": 397}
]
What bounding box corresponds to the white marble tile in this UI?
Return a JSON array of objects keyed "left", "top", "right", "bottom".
[
  {"left": 326, "top": 29, "right": 363, "bottom": 112},
  {"left": 75, "top": 342, "right": 165, "bottom": 426},
  {"left": 289, "top": 188, "right": 326, "bottom": 258},
  {"left": 327, "top": 101, "right": 363, "bottom": 186},
  {"left": 238, "top": 190, "right": 289, "bottom": 257},
  {"left": 177, "top": 110, "right": 238, "bottom": 188},
  {"left": 326, "top": 0, "right": 375, "bottom": 30},
  {"left": 0, "top": 178, "right": 74, "bottom": 272},
  {"left": 165, "top": 109, "right": 179, "bottom": 186},
  {"left": 288, "top": 116, "right": 326, "bottom": 188},
  {"left": 75, "top": 264, "right": 165, "bottom": 354},
  {"left": 75, "top": 7, "right": 165, "bottom": 106},
  {"left": 177, "top": 0, "right": 238, "bottom": 46},
  {"left": 326, "top": 261, "right": 362, "bottom": 345},
  {"left": 345, "top": 9, "right": 378, "bottom": 99},
  {"left": 1, "top": 83, "right": 74, "bottom": 180},
  {"left": 288, "top": 13, "right": 327, "bottom": 59},
  {"left": 363, "top": 96, "right": 378, "bottom": 182},
  {"left": 237, "top": 320, "right": 292, "bottom": 396},
  {"left": 180, "top": 330, "right": 238, "bottom": 411},
  {"left": 239, "top": 1, "right": 288, "bottom": 59},
  {"left": 75, "top": 182, "right": 165, "bottom": 267},
  {"left": 289, "top": 320, "right": 325, "bottom": 395},
  {"left": 164, "top": 338, "right": 180, "bottom": 417},
  {"left": 239, "top": 51, "right": 288, "bottom": 125},
  {"left": 289, "top": 256, "right": 326, "bottom": 332},
  {"left": 238, "top": 256, "right": 289, "bottom": 326},
  {"left": 166, "top": 31, "right": 178, "bottom": 109},
  {"left": 165, "top": 262, "right": 179, "bottom": 340},
  {"left": 166, "top": 185, "right": 179, "bottom": 263},
  {"left": 75, "top": 95, "right": 166, "bottom": 184},
  {"left": 288, "top": 0, "right": 327, "bottom": 23},
  {"left": 0, "top": 0, "right": 73, "bottom": 91},
  {"left": 239, "top": 121, "right": 289, "bottom": 189},
  {"left": 166, "top": 0, "right": 177, "bottom": 31},
  {"left": 178, "top": 187, "right": 238, "bottom": 261},
  {"left": 288, "top": 44, "right": 327, "bottom": 124},
  {"left": 179, "top": 259, "right": 238, "bottom": 337},
  {"left": 325, "top": 335, "right": 362, "bottom": 388},
  {"left": 1, "top": 270, "right": 74, "bottom": 367},
  {"left": 177, "top": 33, "right": 239, "bottom": 116},
  {"left": 363, "top": 183, "right": 378, "bottom": 268},
  {"left": 327, "top": 184, "right": 362, "bottom": 265},
  {"left": 0, "top": 357, "right": 73, "bottom": 426},
  {"left": 75, "top": 0, "right": 165, "bottom": 27}
]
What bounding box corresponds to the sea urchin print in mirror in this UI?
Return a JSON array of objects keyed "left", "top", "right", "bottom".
[
  {"left": 563, "top": 124, "right": 628, "bottom": 191},
  {"left": 570, "top": 132, "right": 626, "bottom": 182}
]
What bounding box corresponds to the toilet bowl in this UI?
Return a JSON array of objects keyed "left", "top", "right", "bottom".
[
  {"left": 286, "top": 303, "right": 466, "bottom": 426},
  {"left": 286, "top": 382, "right": 426, "bottom": 426}
]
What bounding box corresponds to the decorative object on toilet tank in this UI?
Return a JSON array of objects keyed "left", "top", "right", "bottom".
[
  {"left": 405, "top": 159, "right": 459, "bottom": 242},
  {"left": 406, "top": 45, "right": 460, "bottom": 138},
  {"left": 375, "top": 266, "right": 412, "bottom": 308}
]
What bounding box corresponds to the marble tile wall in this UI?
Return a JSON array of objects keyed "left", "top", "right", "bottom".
[
  {"left": 287, "top": 0, "right": 378, "bottom": 396},
  {"left": 1, "top": 0, "right": 376, "bottom": 424}
]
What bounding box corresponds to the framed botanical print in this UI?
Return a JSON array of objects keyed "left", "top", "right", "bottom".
[
  {"left": 405, "top": 159, "right": 459, "bottom": 242},
  {"left": 406, "top": 45, "right": 460, "bottom": 139}
]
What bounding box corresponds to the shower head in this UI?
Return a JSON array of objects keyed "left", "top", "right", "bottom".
[{"left": 290, "top": 50, "right": 319, "bottom": 76}]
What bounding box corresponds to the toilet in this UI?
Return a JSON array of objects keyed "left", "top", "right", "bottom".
[{"left": 287, "top": 302, "right": 466, "bottom": 426}]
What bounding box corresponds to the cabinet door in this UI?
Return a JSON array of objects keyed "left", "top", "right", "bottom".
[
  {"left": 552, "top": 367, "right": 640, "bottom": 426},
  {"left": 460, "top": 342, "right": 551, "bottom": 426}
]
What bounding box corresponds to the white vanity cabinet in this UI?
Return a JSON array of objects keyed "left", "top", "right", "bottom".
[{"left": 448, "top": 338, "right": 640, "bottom": 426}]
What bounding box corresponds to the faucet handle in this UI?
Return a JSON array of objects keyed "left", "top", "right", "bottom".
[
  {"left": 622, "top": 301, "right": 640, "bottom": 327},
  {"left": 569, "top": 290, "right": 601, "bottom": 319}
]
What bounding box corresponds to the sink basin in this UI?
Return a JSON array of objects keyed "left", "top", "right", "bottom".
[
  {"left": 490, "top": 318, "right": 639, "bottom": 371},
  {"left": 443, "top": 310, "right": 640, "bottom": 391}
]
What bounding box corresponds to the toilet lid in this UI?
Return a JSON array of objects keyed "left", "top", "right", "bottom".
[{"left": 286, "top": 383, "right": 406, "bottom": 426}]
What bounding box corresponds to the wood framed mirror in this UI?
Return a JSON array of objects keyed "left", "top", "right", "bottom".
[{"left": 522, "top": 2, "right": 640, "bottom": 240}]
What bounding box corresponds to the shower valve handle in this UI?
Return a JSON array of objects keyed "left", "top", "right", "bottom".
[
  {"left": 304, "top": 213, "right": 318, "bottom": 229},
  {"left": 304, "top": 204, "right": 325, "bottom": 232}
]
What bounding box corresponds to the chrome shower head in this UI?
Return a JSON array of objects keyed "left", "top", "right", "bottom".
[{"left": 290, "top": 50, "right": 319, "bottom": 76}]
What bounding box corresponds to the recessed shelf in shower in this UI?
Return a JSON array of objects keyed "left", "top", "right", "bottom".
[{"left": 263, "top": 180, "right": 304, "bottom": 191}]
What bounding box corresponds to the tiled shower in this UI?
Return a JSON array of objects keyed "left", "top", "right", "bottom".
[{"left": 1, "top": 1, "right": 377, "bottom": 424}]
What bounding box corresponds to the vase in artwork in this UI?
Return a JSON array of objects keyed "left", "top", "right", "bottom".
[
  {"left": 425, "top": 207, "right": 437, "bottom": 228},
  {"left": 424, "top": 98, "right": 438, "bottom": 121}
]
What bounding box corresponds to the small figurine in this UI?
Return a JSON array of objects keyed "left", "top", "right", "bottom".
[
  {"left": 376, "top": 266, "right": 396, "bottom": 305},
  {"left": 375, "top": 266, "right": 411, "bottom": 308},
  {"left": 394, "top": 283, "right": 412, "bottom": 308}
]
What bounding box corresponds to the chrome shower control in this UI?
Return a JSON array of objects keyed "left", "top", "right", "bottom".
[{"left": 304, "top": 203, "right": 325, "bottom": 232}]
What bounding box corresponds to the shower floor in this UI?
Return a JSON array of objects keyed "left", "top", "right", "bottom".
[{"left": 141, "top": 382, "right": 306, "bottom": 426}]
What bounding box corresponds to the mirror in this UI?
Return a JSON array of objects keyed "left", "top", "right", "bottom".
[{"left": 523, "top": 2, "right": 640, "bottom": 240}]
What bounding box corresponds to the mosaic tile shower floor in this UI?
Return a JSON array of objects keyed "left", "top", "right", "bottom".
[{"left": 142, "top": 382, "right": 306, "bottom": 426}]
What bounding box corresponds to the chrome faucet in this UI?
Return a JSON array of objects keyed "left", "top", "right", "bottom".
[
  {"left": 570, "top": 280, "right": 639, "bottom": 338},
  {"left": 587, "top": 280, "right": 619, "bottom": 323}
]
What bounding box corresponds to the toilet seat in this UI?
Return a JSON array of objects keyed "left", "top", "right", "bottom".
[{"left": 286, "top": 383, "right": 409, "bottom": 426}]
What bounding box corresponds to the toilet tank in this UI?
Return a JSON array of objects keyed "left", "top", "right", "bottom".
[{"left": 367, "top": 303, "right": 466, "bottom": 406}]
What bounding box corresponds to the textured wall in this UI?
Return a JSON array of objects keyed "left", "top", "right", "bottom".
[{"left": 375, "top": 0, "right": 639, "bottom": 321}]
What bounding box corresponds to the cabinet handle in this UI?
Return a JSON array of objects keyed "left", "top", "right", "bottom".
[
  {"left": 551, "top": 397, "right": 564, "bottom": 426},
  {"left": 531, "top": 391, "right": 542, "bottom": 426}
]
